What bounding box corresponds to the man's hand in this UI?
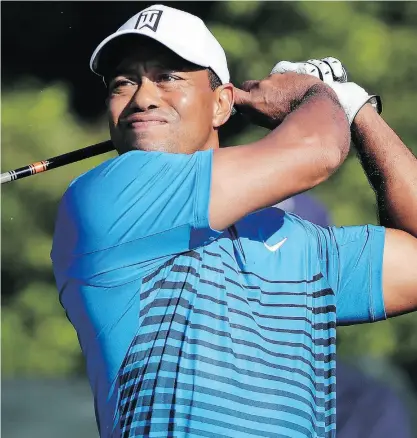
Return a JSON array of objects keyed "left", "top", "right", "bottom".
[
  {"left": 233, "top": 72, "right": 334, "bottom": 129},
  {"left": 272, "top": 58, "right": 382, "bottom": 125}
]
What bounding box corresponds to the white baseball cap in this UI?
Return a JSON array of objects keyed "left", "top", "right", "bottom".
[{"left": 90, "top": 4, "right": 230, "bottom": 84}]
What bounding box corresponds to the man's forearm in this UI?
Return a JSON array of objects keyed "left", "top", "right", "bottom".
[
  {"left": 211, "top": 84, "right": 350, "bottom": 231},
  {"left": 352, "top": 104, "right": 417, "bottom": 236},
  {"left": 270, "top": 83, "right": 351, "bottom": 177}
]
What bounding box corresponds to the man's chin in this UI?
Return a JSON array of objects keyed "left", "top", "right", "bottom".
[{"left": 121, "top": 132, "right": 172, "bottom": 153}]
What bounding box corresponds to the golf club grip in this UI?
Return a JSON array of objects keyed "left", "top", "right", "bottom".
[{"left": 1, "top": 140, "right": 115, "bottom": 184}]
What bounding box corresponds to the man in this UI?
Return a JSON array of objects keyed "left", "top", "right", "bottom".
[{"left": 51, "top": 4, "right": 417, "bottom": 438}]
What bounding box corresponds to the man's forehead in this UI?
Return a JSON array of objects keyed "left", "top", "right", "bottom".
[
  {"left": 104, "top": 36, "right": 203, "bottom": 76},
  {"left": 117, "top": 52, "right": 188, "bottom": 71}
]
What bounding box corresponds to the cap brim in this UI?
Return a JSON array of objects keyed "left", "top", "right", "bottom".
[{"left": 90, "top": 29, "right": 211, "bottom": 77}]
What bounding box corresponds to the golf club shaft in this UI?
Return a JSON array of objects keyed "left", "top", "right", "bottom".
[{"left": 1, "top": 140, "right": 114, "bottom": 184}]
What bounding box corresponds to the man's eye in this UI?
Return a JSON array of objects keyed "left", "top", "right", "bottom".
[
  {"left": 157, "top": 73, "right": 179, "bottom": 83},
  {"left": 110, "top": 80, "right": 135, "bottom": 92}
]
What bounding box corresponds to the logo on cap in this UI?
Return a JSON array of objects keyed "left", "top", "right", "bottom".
[{"left": 134, "top": 9, "right": 163, "bottom": 32}]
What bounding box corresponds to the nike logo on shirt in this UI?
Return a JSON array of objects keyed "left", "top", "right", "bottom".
[{"left": 264, "top": 237, "right": 287, "bottom": 252}]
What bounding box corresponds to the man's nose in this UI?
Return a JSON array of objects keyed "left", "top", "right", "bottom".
[{"left": 130, "top": 78, "right": 161, "bottom": 111}]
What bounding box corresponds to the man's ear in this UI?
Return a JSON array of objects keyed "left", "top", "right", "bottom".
[{"left": 212, "top": 83, "right": 235, "bottom": 128}]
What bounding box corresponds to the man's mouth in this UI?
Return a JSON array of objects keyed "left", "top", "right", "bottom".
[
  {"left": 127, "top": 120, "right": 167, "bottom": 130},
  {"left": 122, "top": 113, "right": 169, "bottom": 130}
]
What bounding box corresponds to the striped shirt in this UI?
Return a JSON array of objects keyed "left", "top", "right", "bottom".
[{"left": 51, "top": 149, "right": 386, "bottom": 437}]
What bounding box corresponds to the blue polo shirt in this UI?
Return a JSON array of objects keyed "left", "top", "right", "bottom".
[{"left": 51, "top": 149, "right": 386, "bottom": 437}]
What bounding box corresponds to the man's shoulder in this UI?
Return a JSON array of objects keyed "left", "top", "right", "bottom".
[
  {"left": 226, "top": 207, "right": 325, "bottom": 277},
  {"left": 238, "top": 206, "right": 319, "bottom": 234},
  {"left": 64, "top": 149, "right": 198, "bottom": 195},
  {"left": 66, "top": 155, "right": 118, "bottom": 191},
  {"left": 233, "top": 206, "right": 322, "bottom": 251}
]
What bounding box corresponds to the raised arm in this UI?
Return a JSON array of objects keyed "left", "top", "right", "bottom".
[
  {"left": 284, "top": 57, "right": 417, "bottom": 318},
  {"left": 352, "top": 105, "right": 417, "bottom": 317},
  {"left": 210, "top": 72, "right": 350, "bottom": 230},
  {"left": 262, "top": 57, "right": 417, "bottom": 319}
]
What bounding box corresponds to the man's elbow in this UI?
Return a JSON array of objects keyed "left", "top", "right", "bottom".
[
  {"left": 317, "top": 109, "right": 351, "bottom": 177},
  {"left": 303, "top": 129, "right": 350, "bottom": 183}
]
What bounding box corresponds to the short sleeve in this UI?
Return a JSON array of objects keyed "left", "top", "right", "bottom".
[
  {"left": 311, "top": 223, "right": 387, "bottom": 325},
  {"left": 51, "top": 149, "right": 220, "bottom": 287}
]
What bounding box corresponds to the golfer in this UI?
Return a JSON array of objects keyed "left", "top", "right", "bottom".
[{"left": 51, "top": 5, "right": 417, "bottom": 438}]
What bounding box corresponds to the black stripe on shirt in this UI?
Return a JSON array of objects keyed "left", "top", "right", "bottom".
[
  {"left": 120, "top": 342, "right": 335, "bottom": 391},
  {"left": 119, "top": 358, "right": 328, "bottom": 417}
]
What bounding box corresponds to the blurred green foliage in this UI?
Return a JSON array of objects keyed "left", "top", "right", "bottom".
[
  {"left": 1, "top": 81, "right": 114, "bottom": 375},
  {"left": 2, "top": 1, "right": 417, "bottom": 386}
]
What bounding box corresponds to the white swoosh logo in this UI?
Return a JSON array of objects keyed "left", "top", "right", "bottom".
[{"left": 264, "top": 237, "right": 287, "bottom": 252}]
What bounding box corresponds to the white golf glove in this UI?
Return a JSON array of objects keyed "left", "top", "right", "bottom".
[{"left": 271, "top": 57, "right": 382, "bottom": 125}]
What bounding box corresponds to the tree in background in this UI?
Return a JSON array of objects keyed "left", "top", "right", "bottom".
[
  {"left": 1, "top": 82, "right": 113, "bottom": 375},
  {"left": 2, "top": 2, "right": 417, "bottom": 390}
]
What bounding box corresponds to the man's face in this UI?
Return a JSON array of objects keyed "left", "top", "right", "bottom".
[{"left": 105, "top": 37, "right": 231, "bottom": 154}]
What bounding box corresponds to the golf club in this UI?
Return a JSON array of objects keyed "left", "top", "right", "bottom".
[{"left": 1, "top": 140, "right": 114, "bottom": 184}]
